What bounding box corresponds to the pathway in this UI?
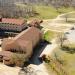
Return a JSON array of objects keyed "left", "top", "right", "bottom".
[{"left": 42, "top": 11, "right": 75, "bottom": 32}]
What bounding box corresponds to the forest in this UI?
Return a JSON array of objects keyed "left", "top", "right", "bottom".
[{"left": 0, "top": 0, "right": 75, "bottom": 18}]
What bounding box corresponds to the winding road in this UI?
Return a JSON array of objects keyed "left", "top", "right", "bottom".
[{"left": 42, "top": 11, "right": 75, "bottom": 33}]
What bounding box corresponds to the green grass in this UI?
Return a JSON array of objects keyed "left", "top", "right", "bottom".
[
  {"left": 68, "top": 13, "right": 75, "bottom": 18},
  {"left": 15, "top": 3, "right": 75, "bottom": 19},
  {"left": 67, "top": 43, "right": 75, "bottom": 48},
  {"left": 51, "top": 45, "right": 75, "bottom": 75},
  {"left": 60, "top": 11, "right": 75, "bottom": 19},
  {"left": 58, "top": 7, "right": 75, "bottom": 13},
  {"left": 43, "top": 30, "right": 58, "bottom": 42},
  {"left": 32, "top": 5, "right": 75, "bottom": 19},
  {"left": 45, "top": 63, "right": 57, "bottom": 75},
  {"left": 34, "top": 5, "right": 59, "bottom": 19}
]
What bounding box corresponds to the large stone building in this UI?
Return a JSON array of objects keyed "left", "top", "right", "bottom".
[
  {"left": 0, "top": 27, "right": 42, "bottom": 66},
  {"left": 0, "top": 18, "right": 27, "bottom": 32}
]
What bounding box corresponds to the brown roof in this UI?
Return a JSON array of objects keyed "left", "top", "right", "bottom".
[
  {"left": 29, "top": 19, "right": 43, "bottom": 26},
  {"left": 0, "top": 18, "right": 27, "bottom": 25},
  {"left": 1, "top": 27, "right": 42, "bottom": 66},
  {"left": 2, "top": 27, "right": 41, "bottom": 50},
  {"left": 14, "top": 27, "right": 41, "bottom": 47},
  {"left": 2, "top": 27, "right": 42, "bottom": 56}
]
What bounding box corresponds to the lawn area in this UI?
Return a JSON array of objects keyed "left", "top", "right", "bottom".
[
  {"left": 31, "top": 5, "right": 75, "bottom": 19},
  {"left": 43, "top": 30, "right": 58, "bottom": 42},
  {"left": 58, "top": 7, "right": 75, "bottom": 13},
  {"left": 68, "top": 12, "right": 75, "bottom": 18},
  {"left": 51, "top": 45, "right": 75, "bottom": 75},
  {"left": 15, "top": 3, "right": 75, "bottom": 19},
  {"left": 34, "top": 5, "right": 59, "bottom": 19},
  {"left": 32, "top": 5, "right": 75, "bottom": 19}
]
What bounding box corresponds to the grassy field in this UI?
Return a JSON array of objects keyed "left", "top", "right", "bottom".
[
  {"left": 58, "top": 7, "right": 75, "bottom": 13},
  {"left": 34, "top": 5, "right": 59, "bottom": 19},
  {"left": 51, "top": 45, "right": 75, "bottom": 75},
  {"left": 34, "top": 6, "right": 75, "bottom": 19},
  {"left": 43, "top": 30, "right": 58, "bottom": 42},
  {"left": 15, "top": 3, "right": 75, "bottom": 19}
]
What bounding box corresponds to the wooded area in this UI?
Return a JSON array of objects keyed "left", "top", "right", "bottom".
[{"left": 0, "top": 0, "right": 75, "bottom": 18}]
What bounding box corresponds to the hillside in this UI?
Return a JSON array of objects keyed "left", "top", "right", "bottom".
[{"left": 0, "top": 0, "right": 75, "bottom": 19}]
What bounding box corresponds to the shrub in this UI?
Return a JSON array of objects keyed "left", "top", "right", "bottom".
[{"left": 12, "top": 53, "right": 28, "bottom": 67}]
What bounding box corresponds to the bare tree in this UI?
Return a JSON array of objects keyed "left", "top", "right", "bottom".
[
  {"left": 64, "top": 13, "right": 69, "bottom": 22},
  {"left": 56, "top": 33, "right": 67, "bottom": 48}
]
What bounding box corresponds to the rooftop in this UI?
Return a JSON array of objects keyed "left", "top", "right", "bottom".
[
  {"left": 29, "top": 19, "right": 43, "bottom": 26},
  {"left": 0, "top": 18, "right": 27, "bottom": 25}
]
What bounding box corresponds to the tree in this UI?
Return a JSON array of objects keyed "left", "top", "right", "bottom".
[
  {"left": 56, "top": 33, "right": 67, "bottom": 48},
  {"left": 18, "top": 67, "right": 37, "bottom": 75},
  {"left": 64, "top": 13, "right": 69, "bottom": 22},
  {"left": 63, "top": 0, "right": 72, "bottom": 7},
  {"left": 52, "top": 0, "right": 60, "bottom": 12}
]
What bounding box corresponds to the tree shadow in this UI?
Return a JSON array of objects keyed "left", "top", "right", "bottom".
[{"left": 61, "top": 46, "right": 75, "bottom": 54}]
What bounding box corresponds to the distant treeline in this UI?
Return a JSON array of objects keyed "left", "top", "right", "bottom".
[
  {"left": 0, "top": 2, "right": 37, "bottom": 18},
  {"left": 0, "top": 0, "right": 75, "bottom": 7},
  {"left": 0, "top": 0, "right": 75, "bottom": 18}
]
